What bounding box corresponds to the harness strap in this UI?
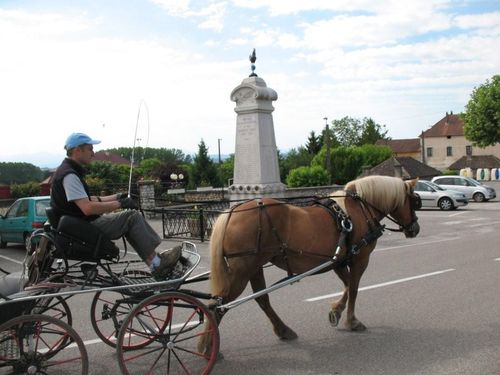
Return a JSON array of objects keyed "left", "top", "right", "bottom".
[
  {"left": 258, "top": 200, "right": 296, "bottom": 277},
  {"left": 313, "top": 198, "right": 354, "bottom": 267}
]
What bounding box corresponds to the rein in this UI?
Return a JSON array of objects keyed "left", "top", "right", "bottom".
[{"left": 343, "top": 190, "right": 417, "bottom": 233}]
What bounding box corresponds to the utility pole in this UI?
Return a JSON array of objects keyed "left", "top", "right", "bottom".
[
  {"left": 217, "top": 138, "right": 222, "bottom": 164},
  {"left": 324, "top": 117, "right": 332, "bottom": 184}
]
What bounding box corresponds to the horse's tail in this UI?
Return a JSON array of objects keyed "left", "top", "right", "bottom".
[{"left": 209, "top": 212, "right": 231, "bottom": 298}]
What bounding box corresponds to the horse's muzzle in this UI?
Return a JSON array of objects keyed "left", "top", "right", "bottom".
[{"left": 404, "top": 221, "right": 420, "bottom": 238}]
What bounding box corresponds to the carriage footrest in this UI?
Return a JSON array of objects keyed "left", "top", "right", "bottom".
[
  {"left": 0, "top": 331, "right": 20, "bottom": 358},
  {"left": 118, "top": 256, "right": 196, "bottom": 293},
  {"left": 118, "top": 275, "right": 158, "bottom": 294}
]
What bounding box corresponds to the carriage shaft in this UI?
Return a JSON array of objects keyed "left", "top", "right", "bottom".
[{"left": 217, "top": 259, "right": 335, "bottom": 312}]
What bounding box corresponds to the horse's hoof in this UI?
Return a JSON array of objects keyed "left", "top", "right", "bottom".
[
  {"left": 349, "top": 321, "right": 367, "bottom": 332},
  {"left": 328, "top": 310, "right": 341, "bottom": 327},
  {"left": 278, "top": 328, "right": 298, "bottom": 340}
]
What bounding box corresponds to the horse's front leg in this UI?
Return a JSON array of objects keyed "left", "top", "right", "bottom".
[
  {"left": 250, "top": 267, "right": 298, "bottom": 340},
  {"left": 345, "top": 255, "right": 370, "bottom": 331},
  {"left": 329, "top": 265, "right": 350, "bottom": 327}
]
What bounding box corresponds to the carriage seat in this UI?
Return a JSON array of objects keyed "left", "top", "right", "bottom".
[
  {"left": 0, "top": 271, "right": 24, "bottom": 299},
  {"left": 53, "top": 215, "right": 120, "bottom": 262}
]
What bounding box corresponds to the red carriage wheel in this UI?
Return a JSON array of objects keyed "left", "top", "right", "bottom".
[
  {"left": 33, "top": 295, "right": 73, "bottom": 326},
  {"left": 90, "top": 269, "right": 162, "bottom": 349},
  {"left": 116, "top": 292, "right": 219, "bottom": 375},
  {"left": 0, "top": 314, "right": 88, "bottom": 374}
]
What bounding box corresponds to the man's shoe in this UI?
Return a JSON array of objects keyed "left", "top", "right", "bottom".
[{"left": 152, "top": 246, "right": 182, "bottom": 280}]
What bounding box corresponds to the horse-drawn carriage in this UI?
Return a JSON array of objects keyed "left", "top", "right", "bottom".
[{"left": 0, "top": 175, "right": 421, "bottom": 374}]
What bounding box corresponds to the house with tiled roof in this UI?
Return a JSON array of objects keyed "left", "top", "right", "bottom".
[
  {"left": 448, "top": 155, "right": 500, "bottom": 170},
  {"left": 421, "top": 112, "right": 500, "bottom": 171},
  {"left": 93, "top": 151, "right": 130, "bottom": 165},
  {"left": 365, "top": 156, "right": 440, "bottom": 180},
  {"left": 375, "top": 138, "right": 421, "bottom": 160}
]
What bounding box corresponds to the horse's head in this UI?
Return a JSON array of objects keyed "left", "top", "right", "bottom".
[
  {"left": 345, "top": 175, "right": 421, "bottom": 238},
  {"left": 391, "top": 179, "right": 421, "bottom": 238}
]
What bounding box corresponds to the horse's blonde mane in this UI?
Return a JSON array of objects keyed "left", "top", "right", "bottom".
[{"left": 344, "top": 175, "right": 407, "bottom": 213}]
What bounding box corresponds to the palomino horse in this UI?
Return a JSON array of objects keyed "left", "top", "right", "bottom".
[{"left": 199, "top": 175, "right": 421, "bottom": 354}]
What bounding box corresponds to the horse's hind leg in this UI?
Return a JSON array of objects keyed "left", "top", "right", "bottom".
[
  {"left": 330, "top": 265, "right": 350, "bottom": 327},
  {"left": 250, "top": 267, "right": 298, "bottom": 340}
]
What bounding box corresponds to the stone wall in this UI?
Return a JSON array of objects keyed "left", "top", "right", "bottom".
[{"left": 140, "top": 184, "right": 345, "bottom": 208}]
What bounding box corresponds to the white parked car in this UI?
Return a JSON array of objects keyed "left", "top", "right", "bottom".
[
  {"left": 431, "top": 175, "right": 496, "bottom": 202},
  {"left": 414, "top": 180, "right": 468, "bottom": 210}
]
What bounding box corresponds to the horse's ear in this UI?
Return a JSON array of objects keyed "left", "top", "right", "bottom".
[{"left": 408, "top": 178, "right": 418, "bottom": 187}]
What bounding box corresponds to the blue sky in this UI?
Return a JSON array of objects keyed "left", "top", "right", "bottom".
[{"left": 1, "top": 0, "right": 499, "bottom": 167}]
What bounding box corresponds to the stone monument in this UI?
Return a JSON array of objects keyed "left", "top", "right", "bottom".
[{"left": 229, "top": 49, "right": 286, "bottom": 200}]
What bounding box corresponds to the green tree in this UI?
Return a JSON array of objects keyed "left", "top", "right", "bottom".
[
  {"left": 359, "top": 118, "right": 390, "bottom": 145},
  {"left": 10, "top": 182, "right": 41, "bottom": 198},
  {"left": 320, "top": 125, "right": 339, "bottom": 149},
  {"left": 137, "top": 158, "right": 162, "bottom": 179},
  {"left": 0, "top": 162, "right": 44, "bottom": 184},
  {"left": 219, "top": 154, "right": 234, "bottom": 187},
  {"left": 279, "top": 147, "right": 313, "bottom": 182},
  {"left": 105, "top": 147, "right": 191, "bottom": 164},
  {"left": 331, "top": 117, "right": 363, "bottom": 147},
  {"left": 286, "top": 166, "right": 329, "bottom": 188},
  {"left": 306, "top": 131, "right": 322, "bottom": 155},
  {"left": 328, "top": 116, "right": 389, "bottom": 147},
  {"left": 463, "top": 75, "right": 500, "bottom": 147},
  {"left": 312, "top": 144, "right": 391, "bottom": 184},
  {"left": 191, "top": 140, "right": 220, "bottom": 188}
]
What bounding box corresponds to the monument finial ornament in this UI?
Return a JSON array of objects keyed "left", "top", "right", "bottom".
[{"left": 249, "top": 48, "right": 257, "bottom": 77}]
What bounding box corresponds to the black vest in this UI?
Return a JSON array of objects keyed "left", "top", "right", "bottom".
[{"left": 50, "top": 158, "right": 99, "bottom": 222}]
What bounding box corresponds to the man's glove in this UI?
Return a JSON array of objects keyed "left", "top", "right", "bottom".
[
  {"left": 116, "top": 192, "right": 128, "bottom": 200},
  {"left": 119, "top": 197, "right": 138, "bottom": 210}
]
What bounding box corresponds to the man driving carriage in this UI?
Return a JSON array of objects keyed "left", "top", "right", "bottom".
[{"left": 50, "top": 132, "right": 180, "bottom": 280}]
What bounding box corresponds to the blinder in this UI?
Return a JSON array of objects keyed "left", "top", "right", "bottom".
[
  {"left": 398, "top": 187, "right": 420, "bottom": 236},
  {"left": 410, "top": 189, "right": 422, "bottom": 210}
]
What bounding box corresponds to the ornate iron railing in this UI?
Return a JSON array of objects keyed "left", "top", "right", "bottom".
[{"left": 145, "top": 195, "right": 337, "bottom": 242}]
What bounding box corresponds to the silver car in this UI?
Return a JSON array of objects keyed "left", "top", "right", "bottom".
[
  {"left": 431, "top": 175, "right": 496, "bottom": 202},
  {"left": 414, "top": 180, "right": 468, "bottom": 210}
]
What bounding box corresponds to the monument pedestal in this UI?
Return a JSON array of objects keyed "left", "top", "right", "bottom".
[{"left": 229, "top": 76, "right": 286, "bottom": 201}]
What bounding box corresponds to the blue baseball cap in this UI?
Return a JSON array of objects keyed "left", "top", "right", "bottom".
[{"left": 64, "top": 133, "right": 101, "bottom": 150}]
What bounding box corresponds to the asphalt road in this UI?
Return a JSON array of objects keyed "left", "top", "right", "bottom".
[{"left": 1, "top": 200, "right": 499, "bottom": 374}]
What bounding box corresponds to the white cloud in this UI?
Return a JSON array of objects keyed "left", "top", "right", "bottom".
[
  {"left": 150, "top": 0, "right": 191, "bottom": 16},
  {"left": 0, "top": 9, "right": 242, "bottom": 159},
  {"left": 151, "top": 0, "right": 227, "bottom": 32},
  {"left": 454, "top": 11, "right": 500, "bottom": 29},
  {"left": 232, "top": 0, "right": 451, "bottom": 16},
  {"left": 197, "top": 2, "right": 227, "bottom": 32}
]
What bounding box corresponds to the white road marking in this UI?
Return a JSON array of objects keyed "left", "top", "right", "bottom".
[
  {"left": 64, "top": 321, "right": 200, "bottom": 349},
  {"left": 449, "top": 211, "right": 467, "bottom": 217},
  {"left": 0, "top": 255, "right": 23, "bottom": 264},
  {"left": 495, "top": 258, "right": 500, "bottom": 261},
  {"left": 375, "top": 238, "right": 457, "bottom": 252},
  {"left": 305, "top": 268, "right": 455, "bottom": 302}
]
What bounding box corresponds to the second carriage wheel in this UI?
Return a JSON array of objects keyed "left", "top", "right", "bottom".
[
  {"left": 116, "top": 292, "right": 220, "bottom": 375},
  {"left": 0, "top": 314, "right": 88, "bottom": 374}
]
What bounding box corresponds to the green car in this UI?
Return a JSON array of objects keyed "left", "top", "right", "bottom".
[{"left": 0, "top": 196, "right": 50, "bottom": 250}]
